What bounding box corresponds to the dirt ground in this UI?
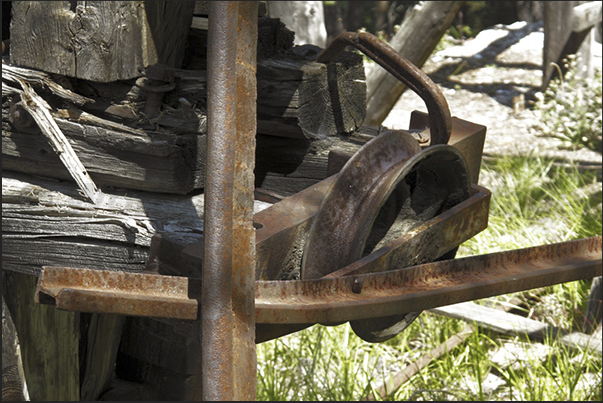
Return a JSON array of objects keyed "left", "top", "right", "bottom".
[{"left": 381, "top": 20, "right": 602, "bottom": 171}]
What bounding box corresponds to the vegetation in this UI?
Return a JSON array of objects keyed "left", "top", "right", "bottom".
[
  {"left": 532, "top": 57, "right": 603, "bottom": 154},
  {"left": 256, "top": 153, "right": 602, "bottom": 401}
]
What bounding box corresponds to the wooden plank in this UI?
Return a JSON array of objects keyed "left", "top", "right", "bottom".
[
  {"left": 432, "top": 301, "right": 602, "bottom": 355},
  {"left": 80, "top": 313, "right": 126, "bottom": 401},
  {"left": 2, "top": 105, "right": 205, "bottom": 195},
  {"left": 1, "top": 170, "right": 274, "bottom": 277},
  {"left": 364, "top": 1, "right": 465, "bottom": 126},
  {"left": 367, "top": 296, "right": 524, "bottom": 400},
  {"left": 10, "top": 1, "right": 195, "bottom": 82},
  {"left": 572, "top": 1, "right": 603, "bottom": 32},
  {"left": 543, "top": 1, "right": 578, "bottom": 90},
  {"left": 2, "top": 271, "right": 80, "bottom": 401},
  {"left": 18, "top": 80, "right": 101, "bottom": 203}
]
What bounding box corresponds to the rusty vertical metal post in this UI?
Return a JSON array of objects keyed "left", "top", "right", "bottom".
[{"left": 203, "top": 1, "right": 258, "bottom": 400}]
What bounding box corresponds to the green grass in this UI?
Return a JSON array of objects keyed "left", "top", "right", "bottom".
[
  {"left": 532, "top": 58, "right": 602, "bottom": 153},
  {"left": 257, "top": 154, "right": 602, "bottom": 401}
]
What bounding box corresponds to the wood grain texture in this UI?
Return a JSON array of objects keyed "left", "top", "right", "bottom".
[
  {"left": 2, "top": 271, "right": 80, "bottom": 401},
  {"left": 257, "top": 53, "right": 366, "bottom": 139},
  {"left": 10, "top": 1, "right": 195, "bottom": 82},
  {"left": 2, "top": 170, "right": 205, "bottom": 276},
  {"left": 2, "top": 105, "right": 206, "bottom": 194}
]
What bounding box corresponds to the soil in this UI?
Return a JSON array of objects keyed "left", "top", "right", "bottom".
[{"left": 381, "top": 20, "right": 602, "bottom": 172}]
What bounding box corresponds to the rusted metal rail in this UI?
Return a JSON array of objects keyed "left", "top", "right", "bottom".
[{"left": 201, "top": 2, "right": 258, "bottom": 400}]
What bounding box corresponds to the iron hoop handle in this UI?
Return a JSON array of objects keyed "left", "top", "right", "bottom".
[{"left": 316, "top": 31, "right": 451, "bottom": 146}]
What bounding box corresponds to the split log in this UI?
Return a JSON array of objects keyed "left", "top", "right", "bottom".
[{"left": 9, "top": 1, "right": 195, "bottom": 82}]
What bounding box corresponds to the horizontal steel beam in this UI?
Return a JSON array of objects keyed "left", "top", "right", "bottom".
[
  {"left": 35, "top": 267, "right": 199, "bottom": 320},
  {"left": 36, "top": 236, "right": 601, "bottom": 327},
  {"left": 255, "top": 236, "right": 602, "bottom": 324}
]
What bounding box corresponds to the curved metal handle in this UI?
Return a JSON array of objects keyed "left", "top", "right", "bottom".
[{"left": 316, "top": 31, "right": 451, "bottom": 145}]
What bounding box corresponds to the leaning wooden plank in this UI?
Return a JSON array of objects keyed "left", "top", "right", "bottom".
[
  {"left": 432, "top": 301, "right": 602, "bottom": 355},
  {"left": 18, "top": 80, "right": 101, "bottom": 204},
  {"left": 2, "top": 63, "right": 94, "bottom": 105},
  {"left": 367, "top": 296, "right": 525, "bottom": 400}
]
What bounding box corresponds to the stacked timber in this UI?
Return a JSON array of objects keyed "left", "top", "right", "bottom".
[{"left": 1, "top": 2, "right": 374, "bottom": 400}]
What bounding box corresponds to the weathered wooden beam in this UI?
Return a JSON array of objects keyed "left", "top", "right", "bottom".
[
  {"left": 432, "top": 301, "right": 603, "bottom": 355},
  {"left": 572, "top": 1, "right": 603, "bottom": 33},
  {"left": 1, "top": 169, "right": 276, "bottom": 277},
  {"left": 2, "top": 271, "right": 80, "bottom": 401},
  {"left": 543, "top": 1, "right": 600, "bottom": 89},
  {"left": 9, "top": 1, "right": 195, "bottom": 82}
]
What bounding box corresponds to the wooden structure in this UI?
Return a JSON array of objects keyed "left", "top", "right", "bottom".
[
  {"left": 1, "top": 1, "right": 369, "bottom": 400},
  {"left": 543, "top": 1, "right": 602, "bottom": 90}
]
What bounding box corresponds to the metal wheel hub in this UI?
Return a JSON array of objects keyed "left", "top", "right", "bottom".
[{"left": 301, "top": 130, "right": 471, "bottom": 342}]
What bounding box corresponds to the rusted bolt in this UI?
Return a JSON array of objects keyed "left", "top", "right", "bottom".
[
  {"left": 352, "top": 278, "right": 363, "bottom": 294},
  {"left": 136, "top": 64, "right": 176, "bottom": 119}
]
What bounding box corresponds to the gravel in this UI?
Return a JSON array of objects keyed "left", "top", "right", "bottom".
[{"left": 381, "top": 21, "right": 602, "bottom": 169}]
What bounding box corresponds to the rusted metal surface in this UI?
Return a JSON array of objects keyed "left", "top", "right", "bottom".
[
  {"left": 202, "top": 2, "right": 258, "bottom": 400},
  {"left": 302, "top": 138, "right": 471, "bottom": 280},
  {"left": 324, "top": 183, "right": 489, "bottom": 280},
  {"left": 301, "top": 130, "right": 422, "bottom": 280},
  {"left": 254, "top": 114, "right": 486, "bottom": 282},
  {"left": 34, "top": 183, "right": 489, "bottom": 315},
  {"left": 256, "top": 182, "right": 490, "bottom": 343},
  {"left": 317, "top": 31, "right": 452, "bottom": 146},
  {"left": 35, "top": 267, "right": 198, "bottom": 319},
  {"left": 410, "top": 111, "right": 486, "bottom": 185},
  {"left": 255, "top": 236, "right": 602, "bottom": 325}
]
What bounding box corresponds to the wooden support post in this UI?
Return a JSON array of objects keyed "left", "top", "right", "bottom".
[
  {"left": 543, "top": 1, "right": 602, "bottom": 90},
  {"left": 2, "top": 271, "right": 126, "bottom": 401},
  {"left": 3, "top": 271, "right": 80, "bottom": 401}
]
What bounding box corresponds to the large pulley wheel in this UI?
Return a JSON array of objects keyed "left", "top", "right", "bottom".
[{"left": 301, "top": 130, "right": 471, "bottom": 342}]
